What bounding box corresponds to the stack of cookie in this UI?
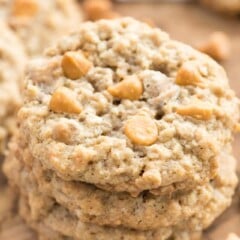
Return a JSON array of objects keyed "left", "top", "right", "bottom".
[{"left": 4, "top": 18, "right": 239, "bottom": 240}]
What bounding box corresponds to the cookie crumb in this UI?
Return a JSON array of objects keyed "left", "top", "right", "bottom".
[{"left": 198, "top": 31, "right": 231, "bottom": 61}]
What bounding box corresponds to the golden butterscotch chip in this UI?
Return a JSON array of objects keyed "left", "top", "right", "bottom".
[
  {"left": 176, "top": 103, "right": 213, "bottom": 120},
  {"left": 198, "top": 31, "right": 231, "bottom": 61},
  {"left": 49, "top": 87, "right": 81, "bottom": 114},
  {"left": 234, "top": 123, "right": 240, "bottom": 132},
  {"left": 61, "top": 51, "right": 92, "bottom": 80},
  {"left": 175, "top": 62, "right": 205, "bottom": 88},
  {"left": 11, "top": 0, "right": 39, "bottom": 18},
  {"left": 83, "top": 0, "right": 113, "bottom": 21},
  {"left": 124, "top": 115, "right": 158, "bottom": 146},
  {"left": 108, "top": 75, "right": 143, "bottom": 100}
]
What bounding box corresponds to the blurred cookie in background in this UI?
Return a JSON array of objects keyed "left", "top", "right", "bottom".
[
  {"left": 0, "top": 21, "right": 26, "bottom": 156},
  {"left": 0, "top": 22, "right": 26, "bottom": 210},
  {"left": 200, "top": 0, "right": 240, "bottom": 15},
  {"left": 197, "top": 31, "right": 231, "bottom": 62},
  {"left": 0, "top": 0, "right": 83, "bottom": 56}
]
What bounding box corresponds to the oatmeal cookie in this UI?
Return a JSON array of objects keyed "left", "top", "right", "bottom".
[
  {"left": 18, "top": 193, "right": 203, "bottom": 240},
  {"left": 16, "top": 18, "right": 239, "bottom": 196},
  {"left": 0, "top": 0, "right": 83, "bottom": 56},
  {"left": 3, "top": 134, "right": 238, "bottom": 231},
  {"left": 200, "top": 0, "right": 240, "bottom": 15}
]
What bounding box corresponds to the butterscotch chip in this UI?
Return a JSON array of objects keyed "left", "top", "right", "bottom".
[
  {"left": 176, "top": 103, "right": 213, "bottom": 120},
  {"left": 107, "top": 75, "right": 143, "bottom": 100},
  {"left": 124, "top": 115, "right": 158, "bottom": 146},
  {"left": 11, "top": 0, "right": 39, "bottom": 18},
  {"left": 198, "top": 31, "right": 231, "bottom": 61},
  {"left": 61, "top": 51, "right": 92, "bottom": 80},
  {"left": 49, "top": 87, "right": 81, "bottom": 114},
  {"left": 234, "top": 123, "right": 240, "bottom": 132},
  {"left": 83, "top": 0, "right": 113, "bottom": 21},
  {"left": 175, "top": 62, "right": 205, "bottom": 88}
]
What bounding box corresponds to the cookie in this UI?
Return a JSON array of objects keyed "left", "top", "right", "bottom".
[
  {"left": 17, "top": 18, "right": 239, "bottom": 196},
  {"left": 4, "top": 133, "right": 238, "bottom": 232},
  {"left": 0, "top": 0, "right": 83, "bottom": 56},
  {"left": 17, "top": 188, "right": 201, "bottom": 240},
  {"left": 200, "top": 0, "right": 240, "bottom": 15},
  {"left": 0, "top": 20, "right": 26, "bottom": 178}
]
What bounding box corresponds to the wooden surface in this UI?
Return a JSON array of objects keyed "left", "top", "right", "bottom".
[
  {"left": 114, "top": 2, "right": 240, "bottom": 240},
  {"left": 1, "top": 2, "right": 240, "bottom": 240}
]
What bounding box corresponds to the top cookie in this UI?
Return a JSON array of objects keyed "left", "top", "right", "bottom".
[
  {"left": 19, "top": 18, "right": 239, "bottom": 196},
  {"left": 0, "top": 0, "right": 83, "bottom": 56},
  {"left": 200, "top": 0, "right": 240, "bottom": 15}
]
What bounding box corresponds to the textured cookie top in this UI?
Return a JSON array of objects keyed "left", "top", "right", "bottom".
[
  {"left": 0, "top": 0, "right": 83, "bottom": 56},
  {"left": 200, "top": 0, "right": 240, "bottom": 15},
  {"left": 0, "top": 21, "right": 26, "bottom": 153},
  {"left": 19, "top": 18, "right": 239, "bottom": 196}
]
